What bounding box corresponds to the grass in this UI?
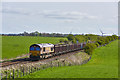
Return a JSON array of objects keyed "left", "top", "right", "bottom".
[
  {"left": 22, "top": 40, "right": 118, "bottom": 78},
  {"left": 2, "top": 36, "right": 67, "bottom": 59}
]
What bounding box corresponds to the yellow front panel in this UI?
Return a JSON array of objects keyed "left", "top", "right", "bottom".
[{"left": 30, "top": 51, "right": 40, "bottom": 56}]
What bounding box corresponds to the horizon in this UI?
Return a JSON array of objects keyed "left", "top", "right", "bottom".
[{"left": 1, "top": 31, "right": 117, "bottom": 36}]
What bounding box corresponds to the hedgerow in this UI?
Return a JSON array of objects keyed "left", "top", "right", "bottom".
[
  {"left": 84, "top": 43, "right": 97, "bottom": 55},
  {"left": 95, "top": 42, "right": 99, "bottom": 47},
  {"left": 84, "top": 35, "right": 118, "bottom": 55},
  {"left": 66, "top": 34, "right": 118, "bottom": 55}
]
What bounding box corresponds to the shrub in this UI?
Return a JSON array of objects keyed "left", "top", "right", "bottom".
[
  {"left": 96, "top": 37, "right": 109, "bottom": 46},
  {"left": 59, "top": 39, "right": 65, "bottom": 43},
  {"left": 95, "top": 42, "right": 99, "bottom": 47},
  {"left": 64, "top": 40, "right": 69, "bottom": 44},
  {"left": 112, "top": 35, "right": 118, "bottom": 40},
  {"left": 104, "top": 38, "right": 109, "bottom": 44},
  {"left": 72, "top": 38, "right": 77, "bottom": 44},
  {"left": 96, "top": 40, "right": 103, "bottom": 45},
  {"left": 84, "top": 43, "right": 97, "bottom": 55},
  {"left": 67, "top": 34, "right": 75, "bottom": 41}
]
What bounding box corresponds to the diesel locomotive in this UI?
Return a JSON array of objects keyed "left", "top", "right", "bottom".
[{"left": 29, "top": 42, "right": 86, "bottom": 60}]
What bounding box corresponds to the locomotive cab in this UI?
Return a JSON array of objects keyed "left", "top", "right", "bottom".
[
  {"left": 30, "top": 45, "right": 40, "bottom": 56},
  {"left": 29, "top": 43, "right": 54, "bottom": 59}
]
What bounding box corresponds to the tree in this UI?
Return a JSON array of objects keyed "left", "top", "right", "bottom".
[
  {"left": 67, "top": 34, "right": 74, "bottom": 41},
  {"left": 112, "top": 35, "right": 118, "bottom": 40},
  {"left": 59, "top": 39, "right": 65, "bottom": 43},
  {"left": 23, "top": 31, "right": 29, "bottom": 36},
  {"left": 34, "top": 31, "right": 39, "bottom": 36}
]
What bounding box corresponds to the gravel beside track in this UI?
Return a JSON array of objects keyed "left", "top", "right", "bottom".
[{"left": 0, "top": 49, "right": 83, "bottom": 68}]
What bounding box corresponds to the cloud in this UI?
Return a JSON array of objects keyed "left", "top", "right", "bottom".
[
  {"left": 2, "top": 7, "right": 32, "bottom": 15},
  {"left": 2, "top": 7, "right": 99, "bottom": 22},
  {"left": 107, "top": 15, "right": 117, "bottom": 23},
  {"left": 42, "top": 10, "right": 99, "bottom": 21}
]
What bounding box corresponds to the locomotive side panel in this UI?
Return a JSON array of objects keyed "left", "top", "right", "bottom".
[{"left": 42, "top": 47, "right": 54, "bottom": 54}]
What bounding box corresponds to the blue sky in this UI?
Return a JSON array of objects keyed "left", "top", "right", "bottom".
[{"left": 2, "top": 2, "right": 118, "bottom": 35}]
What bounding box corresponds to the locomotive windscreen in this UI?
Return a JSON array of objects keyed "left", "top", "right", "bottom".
[
  {"left": 30, "top": 46, "right": 40, "bottom": 51},
  {"left": 36, "top": 47, "right": 40, "bottom": 51},
  {"left": 30, "top": 47, "right": 34, "bottom": 51}
]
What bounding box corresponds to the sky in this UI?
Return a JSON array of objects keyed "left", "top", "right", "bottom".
[{"left": 1, "top": 2, "right": 118, "bottom": 35}]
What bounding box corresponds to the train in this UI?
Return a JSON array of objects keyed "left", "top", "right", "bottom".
[{"left": 29, "top": 42, "right": 86, "bottom": 60}]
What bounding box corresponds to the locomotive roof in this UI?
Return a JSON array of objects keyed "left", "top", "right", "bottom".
[{"left": 31, "top": 43, "right": 54, "bottom": 48}]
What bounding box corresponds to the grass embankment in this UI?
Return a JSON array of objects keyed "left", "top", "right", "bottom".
[
  {"left": 22, "top": 40, "right": 118, "bottom": 78},
  {"left": 2, "top": 36, "right": 67, "bottom": 59}
]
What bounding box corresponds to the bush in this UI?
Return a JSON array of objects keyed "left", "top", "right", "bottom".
[
  {"left": 59, "top": 39, "right": 65, "bottom": 43},
  {"left": 67, "top": 34, "right": 75, "bottom": 41},
  {"left": 64, "top": 40, "right": 69, "bottom": 44},
  {"left": 84, "top": 43, "right": 97, "bottom": 55},
  {"left": 84, "top": 35, "right": 118, "bottom": 55},
  {"left": 104, "top": 38, "right": 109, "bottom": 44},
  {"left": 72, "top": 38, "right": 77, "bottom": 44},
  {"left": 96, "top": 40, "right": 103, "bottom": 45},
  {"left": 95, "top": 42, "right": 99, "bottom": 47},
  {"left": 96, "top": 37, "right": 109, "bottom": 46},
  {"left": 112, "top": 35, "right": 118, "bottom": 40}
]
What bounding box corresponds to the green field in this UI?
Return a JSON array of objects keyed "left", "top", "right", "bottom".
[
  {"left": 22, "top": 40, "right": 118, "bottom": 78},
  {"left": 2, "top": 36, "right": 67, "bottom": 59}
]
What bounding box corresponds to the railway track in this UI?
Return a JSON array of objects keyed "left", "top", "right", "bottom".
[
  {"left": 0, "top": 58, "right": 31, "bottom": 67},
  {"left": 0, "top": 49, "right": 83, "bottom": 67}
]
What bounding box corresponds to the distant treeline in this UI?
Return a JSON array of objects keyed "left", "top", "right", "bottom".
[
  {"left": 59, "top": 34, "right": 101, "bottom": 44},
  {"left": 59, "top": 34, "right": 119, "bottom": 44},
  {"left": 1, "top": 31, "right": 69, "bottom": 37}
]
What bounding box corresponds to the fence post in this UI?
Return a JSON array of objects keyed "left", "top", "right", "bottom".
[
  {"left": 35, "top": 66, "right": 37, "bottom": 71},
  {"left": 58, "top": 62, "right": 59, "bottom": 67},
  {"left": 13, "top": 69, "right": 14, "bottom": 79},
  {"left": 20, "top": 69, "right": 22, "bottom": 77},
  {"left": 64, "top": 60, "right": 65, "bottom": 66},
  {"left": 20, "top": 71, "right": 22, "bottom": 77},
  {"left": 6, "top": 71, "right": 7, "bottom": 80},
  {"left": 23, "top": 67, "right": 24, "bottom": 76},
  {"left": 31, "top": 67, "right": 32, "bottom": 73},
  {"left": 20, "top": 67, "right": 22, "bottom": 77},
  {"left": 51, "top": 61, "right": 52, "bottom": 67},
  {"left": 1, "top": 72, "right": 2, "bottom": 80},
  {"left": 17, "top": 69, "right": 19, "bottom": 78},
  {"left": 9, "top": 70, "right": 11, "bottom": 79},
  {"left": 38, "top": 65, "right": 39, "bottom": 70},
  {"left": 43, "top": 65, "right": 44, "bottom": 69},
  {"left": 33, "top": 67, "right": 35, "bottom": 72},
  {"left": 36, "top": 66, "right": 38, "bottom": 71},
  {"left": 37, "top": 65, "right": 39, "bottom": 71},
  {"left": 39, "top": 64, "right": 41, "bottom": 70},
  {"left": 26, "top": 67, "right": 27, "bottom": 75},
  {"left": 29, "top": 66, "right": 30, "bottom": 74},
  {"left": 44, "top": 64, "right": 46, "bottom": 69}
]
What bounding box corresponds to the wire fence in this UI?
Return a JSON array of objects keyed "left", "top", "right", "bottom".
[{"left": 1, "top": 56, "right": 91, "bottom": 80}]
